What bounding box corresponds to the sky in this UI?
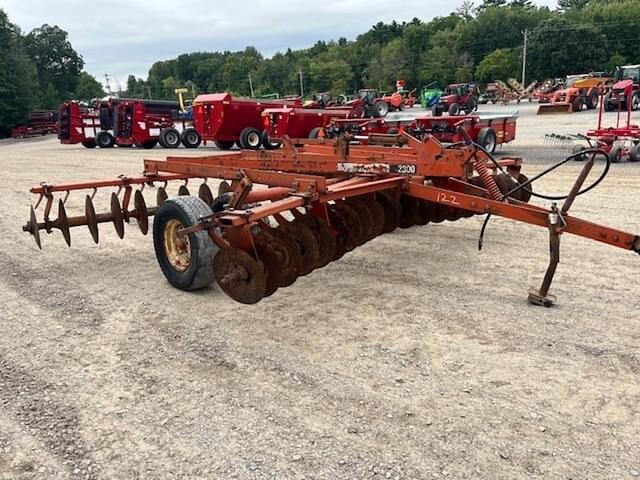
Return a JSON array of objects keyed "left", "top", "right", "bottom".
[{"left": 2, "top": 0, "right": 557, "bottom": 88}]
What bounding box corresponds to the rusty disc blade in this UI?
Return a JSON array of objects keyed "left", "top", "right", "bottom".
[
  {"left": 430, "top": 203, "right": 447, "bottom": 223},
  {"left": 29, "top": 205, "right": 42, "bottom": 250},
  {"left": 178, "top": 184, "right": 190, "bottom": 196},
  {"left": 363, "top": 197, "right": 385, "bottom": 237},
  {"left": 85, "top": 195, "right": 99, "bottom": 243},
  {"left": 218, "top": 180, "right": 232, "bottom": 196},
  {"left": 334, "top": 201, "right": 364, "bottom": 247},
  {"left": 134, "top": 190, "right": 149, "bottom": 235},
  {"left": 157, "top": 187, "right": 168, "bottom": 206},
  {"left": 198, "top": 183, "right": 214, "bottom": 206},
  {"left": 253, "top": 231, "right": 283, "bottom": 297},
  {"left": 213, "top": 248, "right": 266, "bottom": 304},
  {"left": 110, "top": 192, "right": 125, "bottom": 239},
  {"left": 346, "top": 199, "right": 375, "bottom": 242},
  {"left": 515, "top": 174, "right": 532, "bottom": 203},
  {"left": 57, "top": 199, "right": 71, "bottom": 247},
  {"left": 327, "top": 207, "right": 352, "bottom": 260},
  {"left": 376, "top": 191, "right": 401, "bottom": 233},
  {"left": 399, "top": 194, "right": 420, "bottom": 229},
  {"left": 279, "top": 220, "right": 319, "bottom": 276},
  {"left": 264, "top": 226, "right": 303, "bottom": 287},
  {"left": 302, "top": 215, "right": 336, "bottom": 268},
  {"left": 445, "top": 206, "right": 463, "bottom": 221},
  {"left": 416, "top": 201, "right": 432, "bottom": 226}
]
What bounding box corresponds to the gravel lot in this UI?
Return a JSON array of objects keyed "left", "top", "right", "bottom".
[{"left": 1, "top": 103, "right": 639, "bottom": 479}]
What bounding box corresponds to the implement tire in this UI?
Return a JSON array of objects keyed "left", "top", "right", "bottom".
[{"left": 153, "top": 196, "right": 217, "bottom": 291}]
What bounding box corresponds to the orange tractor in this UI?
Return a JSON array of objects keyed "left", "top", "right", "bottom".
[{"left": 537, "top": 74, "right": 612, "bottom": 114}]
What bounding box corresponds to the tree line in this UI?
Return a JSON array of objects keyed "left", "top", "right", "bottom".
[
  {"left": 0, "top": 9, "right": 104, "bottom": 133},
  {"left": 131, "top": 0, "right": 638, "bottom": 101},
  {"left": 1, "top": 0, "right": 639, "bottom": 132}
]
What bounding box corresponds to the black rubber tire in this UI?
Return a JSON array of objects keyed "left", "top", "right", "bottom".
[
  {"left": 431, "top": 104, "right": 443, "bottom": 117},
  {"left": 153, "top": 196, "right": 217, "bottom": 291},
  {"left": 604, "top": 93, "right": 613, "bottom": 112},
  {"left": 96, "top": 131, "right": 115, "bottom": 148},
  {"left": 386, "top": 127, "right": 399, "bottom": 135},
  {"left": 81, "top": 140, "right": 96, "bottom": 149},
  {"left": 215, "top": 140, "right": 235, "bottom": 150},
  {"left": 586, "top": 91, "right": 599, "bottom": 110},
  {"left": 239, "top": 127, "right": 262, "bottom": 149},
  {"left": 181, "top": 128, "right": 201, "bottom": 148},
  {"left": 308, "top": 127, "right": 322, "bottom": 139},
  {"left": 261, "top": 130, "right": 281, "bottom": 149},
  {"left": 448, "top": 103, "right": 461, "bottom": 116},
  {"left": 572, "top": 144, "right": 587, "bottom": 161},
  {"left": 373, "top": 100, "right": 389, "bottom": 117},
  {"left": 629, "top": 143, "right": 640, "bottom": 162},
  {"left": 464, "top": 98, "right": 477, "bottom": 114},
  {"left": 571, "top": 96, "right": 584, "bottom": 113},
  {"left": 160, "top": 128, "right": 181, "bottom": 148},
  {"left": 609, "top": 144, "right": 624, "bottom": 163},
  {"left": 476, "top": 128, "right": 497, "bottom": 153},
  {"left": 631, "top": 94, "right": 640, "bottom": 112}
]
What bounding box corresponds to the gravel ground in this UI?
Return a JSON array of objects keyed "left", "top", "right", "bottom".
[{"left": 1, "top": 102, "right": 639, "bottom": 479}]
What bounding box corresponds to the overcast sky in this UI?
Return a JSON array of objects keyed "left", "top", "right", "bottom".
[{"left": 3, "top": 0, "right": 557, "bottom": 88}]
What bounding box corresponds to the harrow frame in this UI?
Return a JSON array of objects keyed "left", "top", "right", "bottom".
[{"left": 23, "top": 134, "right": 640, "bottom": 306}]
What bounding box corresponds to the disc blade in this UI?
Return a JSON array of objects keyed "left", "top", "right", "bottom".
[
  {"left": 198, "top": 183, "right": 214, "bottom": 206},
  {"left": 29, "top": 205, "right": 42, "bottom": 250},
  {"left": 57, "top": 199, "right": 71, "bottom": 247},
  {"left": 278, "top": 221, "right": 320, "bottom": 276},
  {"left": 218, "top": 180, "right": 232, "bottom": 196},
  {"left": 134, "top": 190, "right": 149, "bottom": 235},
  {"left": 376, "top": 191, "right": 401, "bottom": 233},
  {"left": 266, "top": 226, "right": 303, "bottom": 287},
  {"left": 178, "top": 185, "right": 190, "bottom": 196},
  {"left": 157, "top": 187, "right": 168, "bottom": 206},
  {"left": 85, "top": 195, "right": 99, "bottom": 243},
  {"left": 213, "top": 248, "right": 266, "bottom": 304},
  {"left": 302, "top": 215, "right": 336, "bottom": 268},
  {"left": 110, "top": 192, "right": 125, "bottom": 239}
]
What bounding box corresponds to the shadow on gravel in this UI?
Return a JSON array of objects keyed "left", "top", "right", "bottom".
[{"left": 0, "top": 354, "right": 99, "bottom": 479}]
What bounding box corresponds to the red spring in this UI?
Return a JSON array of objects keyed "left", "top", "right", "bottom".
[{"left": 474, "top": 161, "right": 502, "bottom": 201}]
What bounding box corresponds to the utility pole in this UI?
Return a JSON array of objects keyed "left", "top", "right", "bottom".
[
  {"left": 248, "top": 74, "right": 255, "bottom": 97},
  {"left": 104, "top": 74, "right": 112, "bottom": 95},
  {"left": 521, "top": 28, "right": 528, "bottom": 87},
  {"left": 298, "top": 67, "right": 304, "bottom": 98},
  {"left": 147, "top": 86, "right": 152, "bottom": 99}
]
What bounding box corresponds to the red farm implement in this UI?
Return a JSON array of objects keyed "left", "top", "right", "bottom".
[
  {"left": 58, "top": 98, "right": 183, "bottom": 149},
  {"left": 323, "top": 112, "right": 518, "bottom": 153},
  {"left": 261, "top": 107, "right": 353, "bottom": 147},
  {"left": 549, "top": 84, "right": 640, "bottom": 163},
  {"left": 11, "top": 110, "right": 59, "bottom": 139},
  {"left": 191, "top": 93, "right": 302, "bottom": 150},
  {"left": 22, "top": 133, "right": 639, "bottom": 307}
]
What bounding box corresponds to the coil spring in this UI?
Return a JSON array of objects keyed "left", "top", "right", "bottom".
[{"left": 474, "top": 160, "right": 502, "bottom": 201}]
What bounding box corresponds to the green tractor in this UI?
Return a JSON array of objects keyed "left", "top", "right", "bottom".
[{"left": 421, "top": 82, "right": 443, "bottom": 109}]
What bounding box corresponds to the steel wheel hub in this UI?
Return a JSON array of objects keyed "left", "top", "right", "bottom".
[{"left": 164, "top": 219, "right": 191, "bottom": 272}]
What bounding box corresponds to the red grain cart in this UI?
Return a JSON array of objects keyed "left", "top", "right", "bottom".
[
  {"left": 326, "top": 112, "right": 518, "bottom": 153},
  {"left": 261, "top": 107, "right": 353, "bottom": 148},
  {"left": 191, "top": 93, "right": 301, "bottom": 150}
]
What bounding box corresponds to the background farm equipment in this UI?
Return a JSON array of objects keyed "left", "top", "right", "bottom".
[
  {"left": 537, "top": 74, "right": 611, "bottom": 115},
  {"left": 10, "top": 110, "right": 59, "bottom": 138},
  {"left": 324, "top": 111, "right": 517, "bottom": 153},
  {"left": 420, "top": 82, "right": 443, "bottom": 109},
  {"left": 551, "top": 84, "right": 640, "bottom": 163},
  {"left": 431, "top": 83, "right": 479, "bottom": 116},
  {"left": 604, "top": 65, "right": 640, "bottom": 112},
  {"left": 535, "top": 78, "right": 564, "bottom": 103},
  {"left": 343, "top": 89, "right": 393, "bottom": 118},
  {"left": 261, "top": 106, "right": 352, "bottom": 147},
  {"left": 479, "top": 81, "right": 519, "bottom": 105},
  {"left": 190, "top": 92, "right": 302, "bottom": 150},
  {"left": 21, "top": 133, "right": 640, "bottom": 308}
]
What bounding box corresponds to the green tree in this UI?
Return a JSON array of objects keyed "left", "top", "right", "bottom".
[
  {"left": 0, "top": 9, "right": 38, "bottom": 131},
  {"left": 24, "top": 24, "right": 83, "bottom": 105},
  {"left": 527, "top": 18, "right": 607, "bottom": 79},
  {"left": 475, "top": 48, "right": 521, "bottom": 84},
  {"left": 74, "top": 72, "right": 105, "bottom": 102},
  {"left": 557, "top": 0, "right": 590, "bottom": 11}
]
